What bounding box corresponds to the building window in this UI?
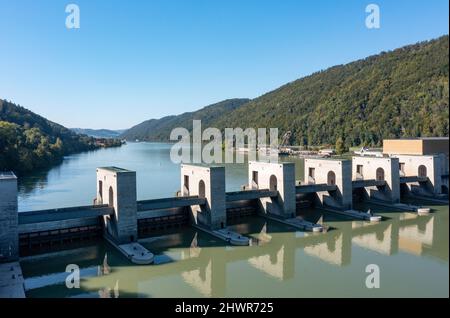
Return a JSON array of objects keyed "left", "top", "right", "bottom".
[
  {"left": 418, "top": 165, "right": 427, "bottom": 178},
  {"left": 399, "top": 163, "right": 405, "bottom": 176},
  {"left": 356, "top": 165, "right": 363, "bottom": 179},
  {"left": 308, "top": 168, "right": 316, "bottom": 184},
  {"left": 98, "top": 180, "right": 103, "bottom": 201},
  {"left": 327, "top": 171, "right": 336, "bottom": 185},
  {"left": 108, "top": 187, "right": 114, "bottom": 207},
  {"left": 198, "top": 180, "right": 205, "bottom": 198},
  {"left": 252, "top": 171, "right": 259, "bottom": 189},
  {"left": 269, "top": 175, "right": 278, "bottom": 191},
  {"left": 376, "top": 168, "right": 385, "bottom": 181},
  {"left": 183, "top": 175, "right": 190, "bottom": 195}
]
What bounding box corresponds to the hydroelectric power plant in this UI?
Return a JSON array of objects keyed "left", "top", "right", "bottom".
[{"left": 1, "top": 138, "right": 448, "bottom": 297}]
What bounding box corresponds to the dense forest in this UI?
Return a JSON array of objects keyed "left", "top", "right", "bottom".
[
  {"left": 123, "top": 36, "right": 449, "bottom": 148},
  {"left": 121, "top": 98, "right": 250, "bottom": 141},
  {"left": 213, "top": 36, "right": 449, "bottom": 147},
  {"left": 0, "top": 100, "right": 122, "bottom": 175}
]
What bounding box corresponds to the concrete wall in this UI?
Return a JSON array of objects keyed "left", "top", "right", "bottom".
[
  {"left": 180, "top": 165, "right": 226, "bottom": 230},
  {"left": 96, "top": 167, "right": 137, "bottom": 244},
  {"left": 392, "top": 155, "right": 443, "bottom": 196},
  {"left": 0, "top": 173, "right": 18, "bottom": 262},
  {"left": 248, "top": 161, "right": 296, "bottom": 218},
  {"left": 18, "top": 217, "right": 99, "bottom": 234},
  {"left": 303, "top": 159, "right": 352, "bottom": 210},
  {"left": 352, "top": 156, "right": 400, "bottom": 203}
]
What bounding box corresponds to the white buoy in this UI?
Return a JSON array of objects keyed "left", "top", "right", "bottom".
[{"left": 417, "top": 207, "right": 431, "bottom": 216}]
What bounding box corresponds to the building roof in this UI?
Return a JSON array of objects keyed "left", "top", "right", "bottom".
[
  {"left": 418, "top": 137, "right": 449, "bottom": 140},
  {"left": 384, "top": 137, "right": 449, "bottom": 141}
]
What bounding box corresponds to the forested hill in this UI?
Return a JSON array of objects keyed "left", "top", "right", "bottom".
[
  {"left": 121, "top": 98, "right": 250, "bottom": 141},
  {"left": 0, "top": 100, "right": 121, "bottom": 175},
  {"left": 212, "top": 35, "right": 449, "bottom": 147},
  {"left": 71, "top": 128, "right": 124, "bottom": 139}
]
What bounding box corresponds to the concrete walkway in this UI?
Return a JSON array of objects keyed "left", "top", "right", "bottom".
[{"left": 0, "top": 262, "right": 25, "bottom": 298}]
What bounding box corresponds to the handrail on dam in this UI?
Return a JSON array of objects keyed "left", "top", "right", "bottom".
[
  {"left": 137, "top": 196, "right": 207, "bottom": 211},
  {"left": 18, "top": 204, "right": 113, "bottom": 224}
]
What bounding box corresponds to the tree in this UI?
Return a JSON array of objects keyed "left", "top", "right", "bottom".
[
  {"left": 0, "top": 100, "right": 122, "bottom": 175},
  {"left": 335, "top": 137, "right": 348, "bottom": 155}
]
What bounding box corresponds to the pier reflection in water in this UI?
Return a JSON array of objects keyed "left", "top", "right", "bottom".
[{"left": 20, "top": 202, "right": 448, "bottom": 298}]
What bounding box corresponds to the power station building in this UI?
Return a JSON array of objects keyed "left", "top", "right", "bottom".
[{"left": 383, "top": 137, "right": 449, "bottom": 156}]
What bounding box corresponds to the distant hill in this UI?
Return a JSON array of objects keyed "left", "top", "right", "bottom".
[
  {"left": 121, "top": 98, "right": 250, "bottom": 141},
  {"left": 0, "top": 100, "right": 122, "bottom": 175},
  {"left": 212, "top": 36, "right": 449, "bottom": 147},
  {"left": 71, "top": 128, "right": 125, "bottom": 139},
  {"left": 124, "top": 36, "right": 448, "bottom": 147}
]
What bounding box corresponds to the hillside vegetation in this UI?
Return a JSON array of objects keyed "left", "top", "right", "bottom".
[
  {"left": 213, "top": 36, "right": 449, "bottom": 147},
  {"left": 0, "top": 100, "right": 121, "bottom": 175},
  {"left": 123, "top": 36, "right": 449, "bottom": 147},
  {"left": 121, "top": 98, "right": 250, "bottom": 141}
]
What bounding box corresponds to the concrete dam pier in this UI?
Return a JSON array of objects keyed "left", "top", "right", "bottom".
[{"left": 1, "top": 154, "right": 448, "bottom": 270}]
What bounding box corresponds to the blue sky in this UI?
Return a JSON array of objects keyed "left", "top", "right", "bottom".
[{"left": 0, "top": 0, "right": 448, "bottom": 129}]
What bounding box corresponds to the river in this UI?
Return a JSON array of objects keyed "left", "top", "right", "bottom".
[{"left": 17, "top": 143, "right": 449, "bottom": 298}]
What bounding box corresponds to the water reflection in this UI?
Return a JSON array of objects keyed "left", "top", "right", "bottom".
[
  {"left": 20, "top": 203, "right": 448, "bottom": 298},
  {"left": 16, "top": 143, "right": 448, "bottom": 297}
]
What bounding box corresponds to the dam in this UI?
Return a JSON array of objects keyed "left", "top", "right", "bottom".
[{"left": 0, "top": 149, "right": 448, "bottom": 297}]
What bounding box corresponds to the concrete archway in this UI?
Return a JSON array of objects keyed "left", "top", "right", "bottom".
[
  {"left": 376, "top": 168, "right": 385, "bottom": 181},
  {"left": 198, "top": 180, "right": 206, "bottom": 198},
  {"left": 327, "top": 171, "right": 336, "bottom": 185},
  {"left": 418, "top": 165, "right": 427, "bottom": 178},
  {"left": 108, "top": 186, "right": 114, "bottom": 207},
  {"left": 269, "top": 175, "right": 278, "bottom": 191}
]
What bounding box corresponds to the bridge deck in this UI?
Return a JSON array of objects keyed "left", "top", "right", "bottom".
[
  {"left": 137, "top": 196, "right": 206, "bottom": 211},
  {"left": 137, "top": 208, "right": 187, "bottom": 220},
  {"left": 400, "top": 176, "right": 428, "bottom": 183},
  {"left": 18, "top": 205, "right": 113, "bottom": 224},
  {"left": 352, "top": 179, "right": 386, "bottom": 189},
  {"left": 226, "top": 189, "right": 278, "bottom": 202},
  {"left": 296, "top": 183, "right": 337, "bottom": 194}
]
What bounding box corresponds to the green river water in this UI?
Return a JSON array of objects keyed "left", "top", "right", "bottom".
[{"left": 17, "top": 143, "right": 449, "bottom": 298}]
